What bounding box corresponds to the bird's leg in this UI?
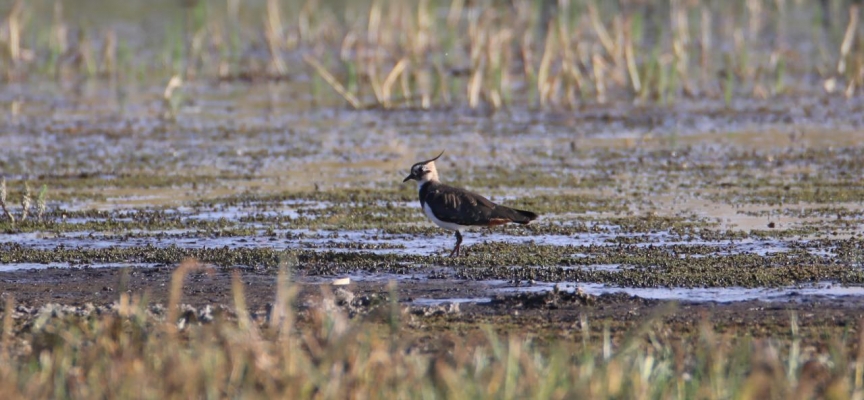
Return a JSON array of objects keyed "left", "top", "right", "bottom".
[{"left": 449, "top": 231, "right": 463, "bottom": 257}]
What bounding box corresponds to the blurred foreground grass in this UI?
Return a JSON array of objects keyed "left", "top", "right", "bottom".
[{"left": 0, "top": 260, "right": 860, "bottom": 399}]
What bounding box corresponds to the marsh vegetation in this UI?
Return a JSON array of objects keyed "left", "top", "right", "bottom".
[{"left": 2, "top": 0, "right": 864, "bottom": 398}]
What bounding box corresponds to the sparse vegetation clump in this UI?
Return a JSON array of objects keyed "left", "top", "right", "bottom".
[
  {"left": 0, "top": 264, "right": 858, "bottom": 399},
  {"left": 0, "top": 179, "right": 48, "bottom": 225}
]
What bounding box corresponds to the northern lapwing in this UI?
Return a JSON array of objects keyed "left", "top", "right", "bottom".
[{"left": 402, "top": 151, "right": 539, "bottom": 257}]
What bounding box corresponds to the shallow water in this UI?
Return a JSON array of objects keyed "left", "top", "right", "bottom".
[
  {"left": 495, "top": 281, "right": 864, "bottom": 303},
  {"left": 4, "top": 68, "right": 864, "bottom": 304}
]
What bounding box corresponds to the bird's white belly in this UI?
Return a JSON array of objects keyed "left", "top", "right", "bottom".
[{"left": 422, "top": 203, "right": 463, "bottom": 231}]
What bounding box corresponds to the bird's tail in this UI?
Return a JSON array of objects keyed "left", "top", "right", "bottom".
[{"left": 504, "top": 207, "right": 538, "bottom": 224}]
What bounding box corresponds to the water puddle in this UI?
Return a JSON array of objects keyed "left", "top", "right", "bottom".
[
  {"left": 0, "top": 262, "right": 159, "bottom": 273},
  {"left": 411, "top": 297, "right": 493, "bottom": 306},
  {"left": 494, "top": 281, "right": 864, "bottom": 303}
]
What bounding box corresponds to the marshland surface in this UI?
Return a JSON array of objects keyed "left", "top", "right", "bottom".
[{"left": 3, "top": 0, "right": 864, "bottom": 397}]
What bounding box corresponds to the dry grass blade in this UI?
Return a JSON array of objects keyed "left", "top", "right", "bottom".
[
  {"left": 163, "top": 75, "right": 183, "bottom": 101},
  {"left": 700, "top": 5, "right": 712, "bottom": 85},
  {"left": 382, "top": 58, "right": 409, "bottom": 108},
  {"left": 303, "top": 54, "right": 362, "bottom": 109},
  {"left": 19, "top": 182, "right": 30, "bottom": 222},
  {"left": 1, "top": 295, "right": 12, "bottom": 361},
  {"left": 593, "top": 52, "right": 607, "bottom": 104},
  {"left": 0, "top": 178, "right": 14, "bottom": 223},
  {"left": 447, "top": 0, "right": 464, "bottom": 28},
  {"left": 537, "top": 23, "right": 556, "bottom": 107},
  {"left": 588, "top": 0, "right": 616, "bottom": 61},
  {"left": 367, "top": 0, "right": 382, "bottom": 44},
  {"left": 434, "top": 60, "right": 451, "bottom": 104},
  {"left": 269, "top": 266, "right": 296, "bottom": 337},
  {"left": 265, "top": 0, "right": 287, "bottom": 76},
  {"left": 624, "top": 20, "right": 641, "bottom": 95},
  {"left": 100, "top": 28, "right": 117, "bottom": 76},
  {"left": 6, "top": 0, "right": 23, "bottom": 63},
  {"left": 165, "top": 258, "right": 206, "bottom": 335},
  {"left": 468, "top": 58, "right": 484, "bottom": 109},
  {"left": 838, "top": 3, "right": 860, "bottom": 74},
  {"left": 231, "top": 270, "right": 253, "bottom": 332}
]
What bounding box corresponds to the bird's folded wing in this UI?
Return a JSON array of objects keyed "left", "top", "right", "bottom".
[{"left": 423, "top": 185, "right": 501, "bottom": 226}]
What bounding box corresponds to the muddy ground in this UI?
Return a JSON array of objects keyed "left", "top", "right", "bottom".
[
  {"left": 2, "top": 265, "right": 864, "bottom": 350},
  {"left": 3, "top": 78, "right": 864, "bottom": 351}
]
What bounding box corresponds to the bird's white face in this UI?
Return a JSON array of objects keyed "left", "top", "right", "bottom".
[
  {"left": 403, "top": 161, "right": 440, "bottom": 187},
  {"left": 403, "top": 151, "right": 444, "bottom": 187}
]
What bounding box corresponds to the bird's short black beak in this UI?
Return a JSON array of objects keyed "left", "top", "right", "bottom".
[{"left": 403, "top": 174, "right": 414, "bottom": 183}]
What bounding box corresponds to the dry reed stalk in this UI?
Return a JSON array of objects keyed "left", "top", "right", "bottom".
[
  {"left": 51, "top": 0, "right": 68, "bottom": 56},
  {"left": 488, "top": 40, "right": 503, "bottom": 111},
  {"left": 269, "top": 263, "right": 296, "bottom": 338},
  {"left": 340, "top": 31, "right": 359, "bottom": 93},
  {"left": 700, "top": 4, "right": 712, "bottom": 86},
  {"left": 556, "top": 2, "right": 582, "bottom": 108},
  {"left": 416, "top": 69, "right": 432, "bottom": 109},
  {"left": 733, "top": 27, "right": 746, "bottom": 76},
  {"left": 382, "top": 58, "right": 409, "bottom": 108},
  {"left": 0, "top": 295, "right": 11, "bottom": 362},
  {"left": 298, "top": 0, "right": 317, "bottom": 42},
  {"left": 624, "top": 18, "right": 641, "bottom": 95},
  {"left": 367, "top": 60, "right": 384, "bottom": 105},
  {"left": 78, "top": 30, "right": 97, "bottom": 76},
  {"left": 6, "top": 0, "right": 22, "bottom": 63},
  {"left": 538, "top": 22, "right": 556, "bottom": 107},
  {"left": 117, "top": 292, "right": 132, "bottom": 318},
  {"left": 186, "top": 27, "right": 208, "bottom": 79},
  {"left": 521, "top": 32, "right": 536, "bottom": 101},
  {"left": 746, "top": 0, "right": 763, "bottom": 39},
  {"left": 303, "top": 54, "right": 362, "bottom": 109},
  {"left": 19, "top": 182, "right": 30, "bottom": 222},
  {"left": 587, "top": 0, "right": 616, "bottom": 63},
  {"left": 265, "top": 0, "right": 287, "bottom": 76},
  {"left": 500, "top": 30, "right": 515, "bottom": 104},
  {"left": 100, "top": 29, "right": 117, "bottom": 77},
  {"left": 610, "top": 15, "right": 627, "bottom": 86},
  {"left": 163, "top": 75, "right": 183, "bottom": 103},
  {"left": 413, "top": 0, "right": 431, "bottom": 59},
  {"left": 340, "top": 31, "right": 357, "bottom": 62},
  {"left": 0, "top": 178, "right": 14, "bottom": 223},
  {"left": 838, "top": 3, "right": 860, "bottom": 74},
  {"left": 399, "top": 61, "right": 412, "bottom": 106},
  {"left": 447, "top": 0, "right": 464, "bottom": 28},
  {"left": 165, "top": 258, "right": 208, "bottom": 336},
  {"left": 593, "top": 52, "right": 607, "bottom": 103},
  {"left": 367, "top": 0, "right": 382, "bottom": 45},
  {"left": 34, "top": 185, "right": 46, "bottom": 221},
  {"left": 467, "top": 57, "right": 485, "bottom": 109},
  {"left": 775, "top": 0, "right": 787, "bottom": 50},
  {"left": 266, "top": 0, "right": 284, "bottom": 42},
  {"left": 466, "top": 14, "right": 488, "bottom": 109},
  {"left": 672, "top": 0, "right": 691, "bottom": 94},
  {"left": 433, "top": 59, "right": 451, "bottom": 105},
  {"left": 230, "top": 270, "right": 252, "bottom": 332},
  {"left": 853, "top": 319, "right": 864, "bottom": 399}
]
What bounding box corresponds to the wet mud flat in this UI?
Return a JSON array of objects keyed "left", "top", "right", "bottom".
[
  {"left": 3, "top": 80, "right": 864, "bottom": 350},
  {"left": 2, "top": 265, "right": 864, "bottom": 349}
]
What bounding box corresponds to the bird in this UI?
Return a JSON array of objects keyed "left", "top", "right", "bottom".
[{"left": 402, "top": 151, "right": 539, "bottom": 257}]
